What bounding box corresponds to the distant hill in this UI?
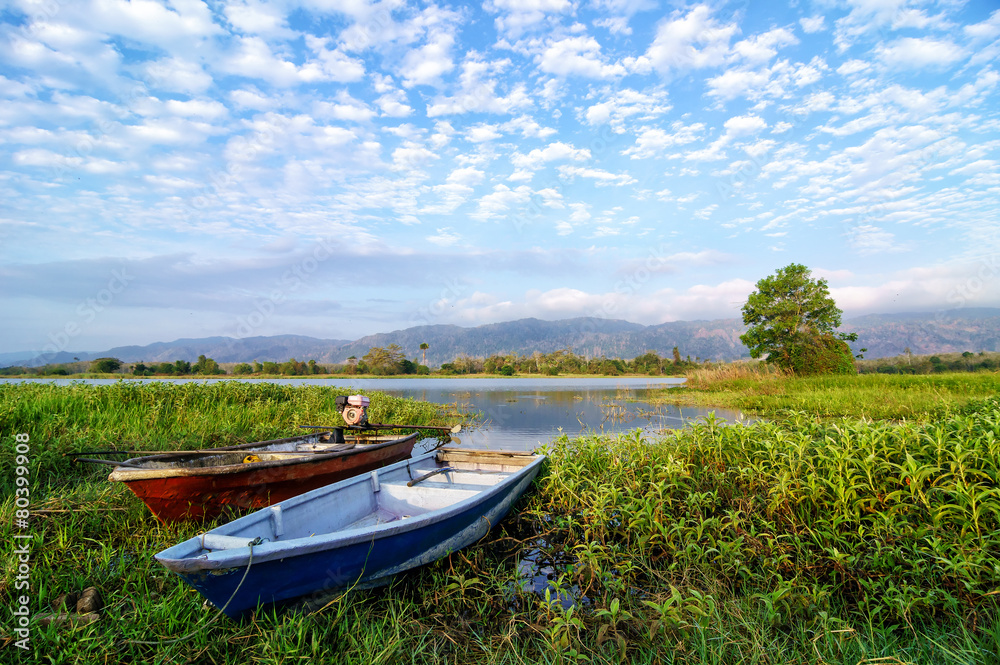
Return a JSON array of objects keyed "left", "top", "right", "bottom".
[
  {"left": 839, "top": 308, "right": 1000, "bottom": 359},
  {"left": 7, "top": 309, "right": 1000, "bottom": 368},
  {"left": 12, "top": 335, "right": 351, "bottom": 368}
]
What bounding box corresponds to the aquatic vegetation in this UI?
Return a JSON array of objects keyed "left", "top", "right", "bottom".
[
  {"left": 523, "top": 398, "right": 1000, "bottom": 661},
  {"left": 1, "top": 383, "right": 998, "bottom": 663},
  {"left": 661, "top": 370, "right": 1000, "bottom": 420}
]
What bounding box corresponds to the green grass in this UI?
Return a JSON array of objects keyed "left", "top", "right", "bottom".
[
  {"left": 0, "top": 381, "right": 453, "bottom": 487},
  {"left": 656, "top": 370, "right": 1000, "bottom": 420},
  {"left": 2, "top": 383, "right": 1000, "bottom": 663}
]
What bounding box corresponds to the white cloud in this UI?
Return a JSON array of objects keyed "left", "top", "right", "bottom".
[
  {"left": 466, "top": 124, "right": 502, "bottom": 142},
  {"left": 313, "top": 92, "right": 376, "bottom": 122},
  {"left": 568, "top": 202, "right": 590, "bottom": 222},
  {"left": 965, "top": 10, "right": 1000, "bottom": 41},
  {"left": 844, "top": 224, "right": 904, "bottom": 254},
  {"left": 486, "top": 0, "right": 572, "bottom": 37},
  {"left": 732, "top": 28, "right": 798, "bottom": 65},
  {"left": 800, "top": 16, "right": 825, "bottom": 34},
  {"left": 502, "top": 115, "right": 558, "bottom": 139},
  {"left": 837, "top": 59, "right": 870, "bottom": 76},
  {"left": 229, "top": 87, "right": 279, "bottom": 110},
  {"left": 510, "top": 141, "right": 591, "bottom": 170},
  {"left": 622, "top": 121, "right": 705, "bottom": 159},
  {"left": 723, "top": 114, "right": 767, "bottom": 136},
  {"left": 472, "top": 183, "right": 533, "bottom": 220},
  {"left": 165, "top": 99, "right": 228, "bottom": 120},
  {"left": 645, "top": 5, "right": 738, "bottom": 74},
  {"left": 537, "top": 35, "right": 627, "bottom": 79},
  {"left": 426, "top": 55, "right": 530, "bottom": 116},
  {"left": 222, "top": 36, "right": 364, "bottom": 87},
  {"left": 400, "top": 29, "right": 455, "bottom": 87},
  {"left": 224, "top": 0, "right": 295, "bottom": 38},
  {"left": 555, "top": 220, "right": 574, "bottom": 235},
  {"left": 2, "top": 0, "right": 999, "bottom": 348},
  {"left": 706, "top": 67, "right": 771, "bottom": 101},
  {"left": 582, "top": 88, "right": 671, "bottom": 131},
  {"left": 427, "top": 227, "right": 462, "bottom": 246},
  {"left": 447, "top": 166, "right": 485, "bottom": 186},
  {"left": 146, "top": 57, "right": 213, "bottom": 94},
  {"left": 594, "top": 17, "right": 631, "bottom": 35},
  {"left": 877, "top": 37, "right": 965, "bottom": 69},
  {"left": 391, "top": 141, "right": 438, "bottom": 171},
  {"left": 558, "top": 165, "right": 636, "bottom": 186}
]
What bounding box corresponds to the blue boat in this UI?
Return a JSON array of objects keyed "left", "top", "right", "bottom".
[{"left": 154, "top": 448, "right": 545, "bottom": 618}]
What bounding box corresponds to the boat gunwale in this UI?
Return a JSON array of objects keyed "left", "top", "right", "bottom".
[
  {"left": 154, "top": 449, "right": 545, "bottom": 572},
  {"left": 108, "top": 432, "right": 420, "bottom": 481}
]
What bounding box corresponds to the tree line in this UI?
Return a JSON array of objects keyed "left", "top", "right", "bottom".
[
  {"left": 0, "top": 346, "right": 703, "bottom": 377},
  {"left": 858, "top": 350, "right": 999, "bottom": 374}
]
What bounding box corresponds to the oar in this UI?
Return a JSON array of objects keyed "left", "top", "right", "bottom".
[
  {"left": 69, "top": 446, "right": 356, "bottom": 459},
  {"left": 73, "top": 457, "right": 146, "bottom": 469},
  {"left": 300, "top": 423, "right": 462, "bottom": 434}
]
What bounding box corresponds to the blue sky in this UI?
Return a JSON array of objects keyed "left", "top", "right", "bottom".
[{"left": 2, "top": 0, "right": 999, "bottom": 357}]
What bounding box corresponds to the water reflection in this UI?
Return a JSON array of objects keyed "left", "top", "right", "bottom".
[{"left": 367, "top": 379, "right": 748, "bottom": 452}]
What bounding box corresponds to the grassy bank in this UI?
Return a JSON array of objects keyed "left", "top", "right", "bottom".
[
  {"left": 657, "top": 365, "right": 1000, "bottom": 420},
  {"left": 2, "top": 383, "right": 999, "bottom": 663}
]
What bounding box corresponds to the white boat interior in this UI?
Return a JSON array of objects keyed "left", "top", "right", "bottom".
[{"left": 192, "top": 450, "right": 539, "bottom": 552}]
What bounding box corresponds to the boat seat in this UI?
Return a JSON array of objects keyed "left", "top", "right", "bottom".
[
  {"left": 199, "top": 534, "right": 259, "bottom": 551},
  {"left": 380, "top": 480, "right": 496, "bottom": 493}
]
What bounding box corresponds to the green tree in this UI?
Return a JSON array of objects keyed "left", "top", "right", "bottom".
[
  {"left": 91, "top": 357, "right": 122, "bottom": 374},
  {"left": 192, "top": 354, "right": 221, "bottom": 375},
  {"left": 233, "top": 363, "right": 253, "bottom": 375},
  {"left": 419, "top": 342, "right": 429, "bottom": 366},
  {"left": 280, "top": 358, "right": 307, "bottom": 375},
  {"left": 362, "top": 345, "right": 405, "bottom": 375},
  {"left": 740, "top": 263, "right": 857, "bottom": 373}
]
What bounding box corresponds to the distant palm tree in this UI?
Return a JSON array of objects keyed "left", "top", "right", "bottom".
[{"left": 419, "top": 342, "right": 429, "bottom": 366}]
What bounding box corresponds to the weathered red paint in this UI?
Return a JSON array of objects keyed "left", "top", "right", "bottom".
[{"left": 110, "top": 433, "right": 418, "bottom": 523}]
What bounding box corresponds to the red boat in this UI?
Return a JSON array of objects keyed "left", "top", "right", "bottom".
[{"left": 106, "top": 431, "right": 418, "bottom": 523}]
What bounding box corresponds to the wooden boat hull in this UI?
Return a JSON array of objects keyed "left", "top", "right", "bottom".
[
  {"left": 109, "top": 432, "right": 418, "bottom": 523},
  {"left": 154, "top": 448, "right": 545, "bottom": 618}
]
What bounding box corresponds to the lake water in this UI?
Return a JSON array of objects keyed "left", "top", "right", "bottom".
[{"left": 5, "top": 376, "right": 750, "bottom": 451}]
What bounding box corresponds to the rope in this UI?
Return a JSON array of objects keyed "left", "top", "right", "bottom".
[{"left": 127, "top": 537, "right": 262, "bottom": 646}]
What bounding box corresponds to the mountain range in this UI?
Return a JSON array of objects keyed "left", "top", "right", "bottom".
[{"left": 6, "top": 308, "right": 1000, "bottom": 368}]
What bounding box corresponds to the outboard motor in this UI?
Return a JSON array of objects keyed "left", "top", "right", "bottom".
[{"left": 335, "top": 395, "right": 370, "bottom": 427}]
